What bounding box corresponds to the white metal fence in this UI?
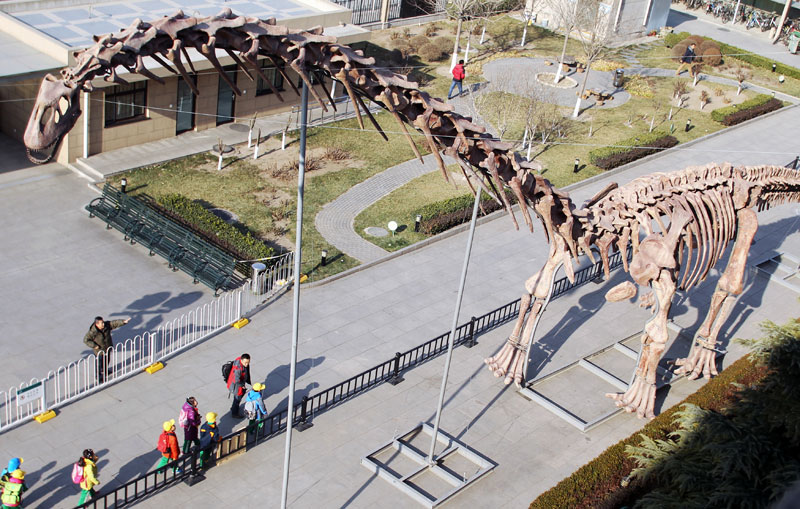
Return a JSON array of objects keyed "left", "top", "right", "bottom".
[{"left": 0, "top": 252, "right": 295, "bottom": 433}]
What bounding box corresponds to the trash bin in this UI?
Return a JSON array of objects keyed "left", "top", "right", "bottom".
[
  {"left": 251, "top": 262, "right": 266, "bottom": 294},
  {"left": 613, "top": 69, "right": 624, "bottom": 88},
  {"left": 789, "top": 31, "right": 800, "bottom": 55}
]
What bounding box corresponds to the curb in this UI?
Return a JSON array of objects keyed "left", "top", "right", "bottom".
[{"left": 304, "top": 102, "right": 799, "bottom": 288}]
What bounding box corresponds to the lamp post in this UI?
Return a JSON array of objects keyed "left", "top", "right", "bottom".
[
  {"left": 321, "top": 249, "right": 328, "bottom": 267},
  {"left": 414, "top": 214, "right": 422, "bottom": 232},
  {"left": 120, "top": 178, "right": 127, "bottom": 193}
]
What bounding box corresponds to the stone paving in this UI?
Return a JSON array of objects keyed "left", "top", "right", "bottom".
[
  {"left": 314, "top": 153, "right": 455, "bottom": 263},
  {"left": 1, "top": 103, "right": 798, "bottom": 508}
]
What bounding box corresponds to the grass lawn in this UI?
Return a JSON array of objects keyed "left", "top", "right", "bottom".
[
  {"left": 633, "top": 41, "right": 800, "bottom": 98},
  {"left": 110, "top": 111, "right": 427, "bottom": 280}
]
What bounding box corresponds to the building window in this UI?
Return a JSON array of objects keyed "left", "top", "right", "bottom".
[
  {"left": 256, "top": 60, "right": 285, "bottom": 96},
  {"left": 104, "top": 81, "right": 147, "bottom": 126}
]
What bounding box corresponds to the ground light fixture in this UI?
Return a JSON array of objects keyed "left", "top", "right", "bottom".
[
  {"left": 120, "top": 178, "right": 127, "bottom": 193},
  {"left": 685, "top": 119, "right": 691, "bottom": 132},
  {"left": 573, "top": 158, "right": 580, "bottom": 173},
  {"left": 415, "top": 214, "right": 422, "bottom": 232},
  {"left": 388, "top": 221, "right": 398, "bottom": 236},
  {"left": 779, "top": 75, "right": 785, "bottom": 84},
  {"left": 321, "top": 249, "right": 328, "bottom": 266},
  {"left": 772, "top": 63, "right": 777, "bottom": 72}
]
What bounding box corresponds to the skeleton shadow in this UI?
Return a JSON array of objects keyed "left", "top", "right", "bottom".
[{"left": 527, "top": 267, "right": 632, "bottom": 377}]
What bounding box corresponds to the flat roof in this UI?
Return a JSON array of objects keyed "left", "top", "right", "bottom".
[
  {"left": 10, "top": 0, "right": 324, "bottom": 48},
  {"left": 0, "top": 29, "right": 62, "bottom": 80}
]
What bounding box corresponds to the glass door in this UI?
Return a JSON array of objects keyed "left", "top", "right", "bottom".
[
  {"left": 216, "top": 66, "right": 237, "bottom": 125},
  {"left": 176, "top": 76, "right": 195, "bottom": 134}
]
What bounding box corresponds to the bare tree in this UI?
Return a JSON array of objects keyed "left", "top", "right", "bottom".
[
  {"left": 732, "top": 66, "right": 750, "bottom": 95},
  {"left": 547, "top": 0, "right": 581, "bottom": 84},
  {"left": 472, "top": 74, "right": 527, "bottom": 140},
  {"left": 520, "top": 86, "right": 571, "bottom": 158},
  {"left": 572, "top": 0, "right": 612, "bottom": 117}
]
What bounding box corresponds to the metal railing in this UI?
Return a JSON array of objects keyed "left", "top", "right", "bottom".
[
  {"left": 79, "top": 247, "right": 631, "bottom": 508},
  {"left": 0, "top": 252, "right": 295, "bottom": 433}
]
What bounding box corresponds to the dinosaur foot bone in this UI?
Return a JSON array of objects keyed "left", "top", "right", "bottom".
[
  {"left": 485, "top": 339, "right": 525, "bottom": 386},
  {"left": 674, "top": 337, "right": 719, "bottom": 380},
  {"left": 606, "top": 376, "right": 656, "bottom": 420}
]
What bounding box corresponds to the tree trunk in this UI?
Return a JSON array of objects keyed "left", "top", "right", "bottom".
[
  {"left": 573, "top": 63, "right": 592, "bottom": 118},
  {"left": 554, "top": 28, "right": 571, "bottom": 83},
  {"left": 451, "top": 17, "right": 464, "bottom": 70},
  {"left": 772, "top": 0, "right": 791, "bottom": 43}
]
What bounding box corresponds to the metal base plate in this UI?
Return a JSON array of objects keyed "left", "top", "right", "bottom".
[{"left": 361, "top": 422, "right": 496, "bottom": 508}]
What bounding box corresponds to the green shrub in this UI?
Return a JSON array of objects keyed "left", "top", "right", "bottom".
[
  {"left": 589, "top": 131, "right": 679, "bottom": 170},
  {"left": 720, "top": 98, "right": 782, "bottom": 125},
  {"left": 710, "top": 94, "right": 778, "bottom": 123},
  {"left": 530, "top": 351, "right": 766, "bottom": 509},
  {"left": 153, "top": 194, "right": 273, "bottom": 274},
  {"left": 415, "top": 190, "right": 513, "bottom": 235}
]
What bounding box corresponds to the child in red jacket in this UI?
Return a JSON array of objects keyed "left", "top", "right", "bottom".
[{"left": 156, "top": 420, "right": 181, "bottom": 474}]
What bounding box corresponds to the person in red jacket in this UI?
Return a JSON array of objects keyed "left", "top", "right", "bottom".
[
  {"left": 448, "top": 60, "right": 466, "bottom": 100},
  {"left": 156, "top": 420, "right": 181, "bottom": 474},
  {"left": 226, "top": 354, "right": 251, "bottom": 418}
]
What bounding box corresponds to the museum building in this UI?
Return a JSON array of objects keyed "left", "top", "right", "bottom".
[{"left": 0, "top": 0, "right": 370, "bottom": 165}]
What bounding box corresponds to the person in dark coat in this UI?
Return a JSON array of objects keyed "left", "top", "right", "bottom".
[
  {"left": 675, "top": 42, "right": 697, "bottom": 77},
  {"left": 197, "top": 412, "right": 222, "bottom": 469},
  {"left": 83, "top": 316, "right": 130, "bottom": 383},
  {"left": 226, "top": 354, "right": 251, "bottom": 418}
]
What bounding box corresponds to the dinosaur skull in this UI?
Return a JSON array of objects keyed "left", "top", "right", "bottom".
[{"left": 24, "top": 74, "right": 84, "bottom": 163}]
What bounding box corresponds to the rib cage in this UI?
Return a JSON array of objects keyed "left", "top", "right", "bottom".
[{"left": 583, "top": 163, "right": 800, "bottom": 290}]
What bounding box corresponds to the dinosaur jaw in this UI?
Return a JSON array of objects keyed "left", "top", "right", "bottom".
[{"left": 24, "top": 74, "right": 83, "bottom": 164}]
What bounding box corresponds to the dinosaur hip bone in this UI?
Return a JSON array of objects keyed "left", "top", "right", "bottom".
[
  {"left": 605, "top": 281, "right": 637, "bottom": 302},
  {"left": 21, "top": 11, "right": 800, "bottom": 422}
]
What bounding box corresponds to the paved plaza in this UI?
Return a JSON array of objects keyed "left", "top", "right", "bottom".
[{"left": 1, "top": 11, "right": 799, "bottom": 507}]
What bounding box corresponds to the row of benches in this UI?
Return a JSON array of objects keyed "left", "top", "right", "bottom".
[{"left": 86, "top": 184, "right": 236, "bottom": 293}]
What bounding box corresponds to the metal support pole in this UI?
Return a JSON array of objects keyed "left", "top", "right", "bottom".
[
  {"left": 280, "top": 82, "right": 309, "bottom": 509},
  {"left": 83, "top": 91, "right": 89, "bottom": 159},
  {"left": 427, "top": 189, "right": 481, "bottom": 464}
]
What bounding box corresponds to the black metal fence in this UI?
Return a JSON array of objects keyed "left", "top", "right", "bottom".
[{"left": 80, "top": 248, "right": 630, "bottom": 508}]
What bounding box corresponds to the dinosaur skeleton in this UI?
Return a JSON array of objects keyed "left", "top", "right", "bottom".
[{"left": 24, "top": 11, "right": 800, "bottom": 419}]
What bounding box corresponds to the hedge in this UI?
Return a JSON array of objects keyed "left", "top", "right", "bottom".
[
  {"left": 415, "top": 190, "right": 513, "bottom": 235},
  {"left": 710, "top": 94, "right": 782, "bottom": 125},
  {"left": 529, "top": 352, "right": 766, "bottom": 509},
  {"left": 148, "top": 194, "right": 274, "bottom": 274},
  {"left": 589, "top": 131, "right": 679, "bottom": 170}
]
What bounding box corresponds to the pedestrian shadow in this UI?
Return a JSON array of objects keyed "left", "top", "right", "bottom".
[
  {"left": 24, "top": 448, "right": 110, "bottom": 508},
  {"left": 106, "top": 449, "right": 157, "bottom": 486},
  {"left": 261, "top": 356, "right": 326, "bottom": 399}
]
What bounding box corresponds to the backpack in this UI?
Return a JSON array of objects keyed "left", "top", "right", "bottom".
[
  {"left": 178, "top": 407, "right": 189, "bottom": 428},
  {"left": 71, "top": 463, "right": 85, "bottom": 484},
  {"left": 157, "top": 432, "right": 169, "bottom": 453},
  {"left": 221, "top": 360, "right": 234, "bottom": 382},
  {"left": 244, "top": 399, "right": 257, "bottom": 420}
]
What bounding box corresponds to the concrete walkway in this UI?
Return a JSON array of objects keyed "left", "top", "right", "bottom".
[{"left": 2, "top": 101, "right": 799, "bottom": 509}]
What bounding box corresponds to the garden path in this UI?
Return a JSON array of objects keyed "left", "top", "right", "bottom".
[{"left": 316, "top": 61, "right": 797, "bottom": 263}]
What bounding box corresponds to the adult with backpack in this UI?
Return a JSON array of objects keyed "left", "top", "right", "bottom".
[
  {"left": 448, "top": 60, "right": 466, "bottom": 100},
  {"left": 156, "top": 420, "right": 181, "bottom": 474},
  {"left": 244, "top": 383, "right": 268, "bottom": 435},
  {"left": 179, "top": 397, "right": 201, "bottom": 454},
  {"left": 197, "top": 412, "right": 222, "bottom": 469},
  {"left": 73, "top": 449, "right": 99, "bottom": 506},
  {"left": 225, "top": 354, "right": 251, "bottom": 418},
  {"left": 0, "top": 469, "right": 27, "bottom": 508}
]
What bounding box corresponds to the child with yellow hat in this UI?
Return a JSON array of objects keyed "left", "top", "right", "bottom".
[
  {"left": 156, "top": 419, "right": 181, "bottom": 474},
  {"left": 0, "top": 469, "right": 27, "bottom": 508},
  {"left": 197, "top": 412, "right": 221, "bottom": 469},
  {"left": 244, "top": 383, "right": 268, "bottom": 435}
]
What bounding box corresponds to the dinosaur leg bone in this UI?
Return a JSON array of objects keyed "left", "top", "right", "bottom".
[
  {"left": 485, "top": 238, "right": 566, "bottom": 386},
  {"left": 606, "top": 269, "right": 676, "bottom": 419},
  {"left": 675, "top": 208, "right": 757, "bottom": 379}
]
